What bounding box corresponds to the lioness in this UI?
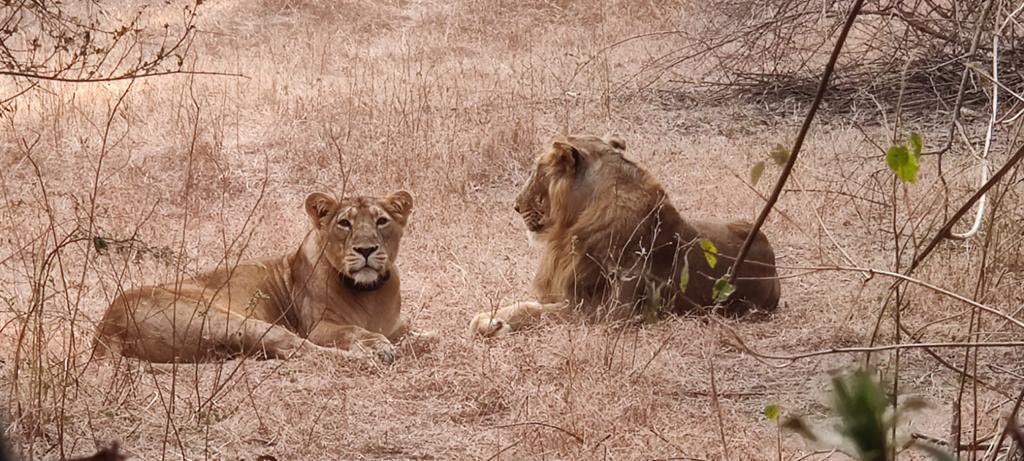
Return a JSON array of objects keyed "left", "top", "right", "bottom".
[
  {"left": 471, "top": 134, "right": 781, "bottom": 336},
  {"left": 94, "top": 190, "right": 422, "bottom": 363}
]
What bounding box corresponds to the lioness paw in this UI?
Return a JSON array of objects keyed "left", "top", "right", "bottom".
[
  {"left": 375, "top": 342, "right": 397, "bottom": 365},
  {"left": 470, "top": 313, "right": 512, "bottom": 338},
  {"left": 353, "top": 337, "right": 397, "bottom": 365}
]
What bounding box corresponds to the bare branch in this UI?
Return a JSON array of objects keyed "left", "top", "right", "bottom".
[{"left": 728, "top": 0, "right": 866, "bottom": 283}]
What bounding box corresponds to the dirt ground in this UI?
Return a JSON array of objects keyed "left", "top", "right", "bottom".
[{"left": 1, "top": 0, "right": 1022, "bottom": 460}]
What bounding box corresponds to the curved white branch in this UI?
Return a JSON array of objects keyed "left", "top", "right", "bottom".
[
  {"left": 949, "top": 38, "right": 994, "bottom": 239},
  {"left": 950, "top": 4, "right": 1024, "bottom": 240}
]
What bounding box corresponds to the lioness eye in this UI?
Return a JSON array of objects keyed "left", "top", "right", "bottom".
[
  {"left": 376, "top": 217, "right": 389, "bottom": 226},
  {"left": 338, "top": 219, "right": 351, "bottom": 228}
]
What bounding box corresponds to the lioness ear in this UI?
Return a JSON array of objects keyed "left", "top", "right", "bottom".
[
  {"left": 304, "top": 192, "right": 337, "bottom": 229},
  {"left": 550, "top": 141, "right": 582, "bottom": 176},
  {"left": 383, "top": 190, "right": 414, "bottom": 224},
  {"left": 603, "top": 133, "right": 626, "bottom": 150}
]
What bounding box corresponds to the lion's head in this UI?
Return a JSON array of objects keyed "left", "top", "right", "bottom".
[
  {"left": 511, "top": 133, "right": 676, "bottom": 311},
  {"left": 514, "top": 133, "right": 647, "bottom": 242},
  {"left": 304, "top": 190, "right": 413, "bottom": 290}
]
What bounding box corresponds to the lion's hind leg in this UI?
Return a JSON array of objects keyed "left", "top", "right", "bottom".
[
  {"left": 470, "top": 301, "right": 567, "bottom": 338},
  {"left": 99, "top": 294, "right": 334, "bottom": 362}
]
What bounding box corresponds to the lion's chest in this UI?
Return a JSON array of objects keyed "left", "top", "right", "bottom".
[
  {"left": 334, "top": 290, "right": 401, "bottom": 334},
  {"left": 296, "top": 278, "right": 403, "bottom": 336}
]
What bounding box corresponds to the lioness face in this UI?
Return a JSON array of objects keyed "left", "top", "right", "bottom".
[
  {"left": 304, "top": 190, "right": 414, "bottom": 290},
  {"left": 514, "top": 133, "right": 630, "bottom": 240}
]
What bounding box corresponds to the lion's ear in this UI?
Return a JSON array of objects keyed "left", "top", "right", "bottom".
[
  {"left": 304, "top": 192, "right": 337, "bottom": 229},
  {"left": 550, "top": 141, "right": 582, "bottom": 176},
  {"left": 603, "top": 133, "right": 626, "bottom": 150},
  {"left": 383, "top": 190, "right": 414, "bottom": 224}
]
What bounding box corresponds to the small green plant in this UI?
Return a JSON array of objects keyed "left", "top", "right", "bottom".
[
  {"left": 750, "top": 161, "right": 766, "bottom": 185},
  {"left": 886, "top": 133, "right": 924, "bottom": 183},
  {"left": 641, "top": 275, "right": 665, "bottom": 324},
  {"left": 711, "top": 276, "right": 735, "bottom": 304},
  {"left": 697, "top": 238, "right": 736, "bottom": 304},
  {"left": 781, "top": 368, "right": 951, "bottom": 461},
  {"left": 641, "top": 238, "right": 724, "bottom": 322},
  {"left": 699, "top": 238, "right": 718, "bottom": 269},
  {"left": 765, "top": 403, "right": 783, "bottom": 461},
  {"left": 678, "top": 257, "right": 690, "bottom": 294},
  {"left": 749, "top": 143, "right": 791, "bottom": 186}
]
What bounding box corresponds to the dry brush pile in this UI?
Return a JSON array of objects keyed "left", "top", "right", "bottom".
[{"left": 650, "top": 0, "right": 1024, "bottom": 117}]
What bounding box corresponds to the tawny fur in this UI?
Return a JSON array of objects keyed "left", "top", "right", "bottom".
[
  {"left": 471, "top": 134, "right": 781, "bottom": 337},
  {"left": 93, "top": 190, "right": 428, "bottom": 363}
]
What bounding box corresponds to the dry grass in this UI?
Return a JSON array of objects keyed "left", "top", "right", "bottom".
[{"left": 2, "top": 0, "right": 1023, "bottom": 460}]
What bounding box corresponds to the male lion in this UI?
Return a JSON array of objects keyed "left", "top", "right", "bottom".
[
  {"left": 471, "top": 134, "right": 781, "bottom": 337},
  {"left": 94, "top": 190, "right": 424, "bottom": 363}
]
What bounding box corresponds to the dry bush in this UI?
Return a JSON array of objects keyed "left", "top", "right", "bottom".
[
  {"left": 0, "top": 0, "right": 205, "bottom": 92},
  {"left": 647, "top": 0, "right": 1024, "bottom": 117}
]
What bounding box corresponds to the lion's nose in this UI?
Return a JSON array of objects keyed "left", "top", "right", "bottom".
[{"left": 355, "top": 245, "right": 378, "bottom": 259}]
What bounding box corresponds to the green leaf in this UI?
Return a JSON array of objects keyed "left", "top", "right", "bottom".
[
  {"left": 750, "top": 161, "right": 766, "bottom": 186},
  {"left": 699, "top": 239, "right": 718, "bottom": 269},
  {"left": 712, "top": 276, "right": 735, "bottom": 303},
  {"left": 679, "top": 257, "right": 690, "bottom": 293},
  {"left": 886, "top": 144, "right": 919, "bottom": 183},
  {"left": 764, "top": 404, "right": 781, "bottom": 422},
  {"left": 908, "top": 132, "right": 923, "bottom": 156},
  {"left": 770, "top": 144, "right": 790, "bottom": 166}
]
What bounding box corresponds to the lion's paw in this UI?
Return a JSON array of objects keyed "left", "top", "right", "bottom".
[
  {"left": 348, "top": 332, "right": 397, "bottom": 365},
  {"left": 375, "top": 342, "right": 397, "bottom": 365},
  {"left": 359, "top": 340, "right": 396, "bottom": 365},
  {"left": 470, "top": 313, "right": 512, "bottom": 338}
]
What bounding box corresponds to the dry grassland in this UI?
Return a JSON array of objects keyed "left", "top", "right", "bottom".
[{"left": 1, "top": 0, "right": 1022, "bottom": 459}]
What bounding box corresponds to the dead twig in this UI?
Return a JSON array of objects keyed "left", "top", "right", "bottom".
[
  {"left": 0, "top": 69, "right": 246, "bottom": 82},
  {"left": 720, "top": 322, "right": 1024, "bottom": 368},
  {"left": 729, "top": 0, "right": 866, "bottom": 284},
  {"left": 706, "top": 338, "right": 731, "bottom": 460},
  {"left": 494, "top": 422, "right": 584, "bottom": 444}
]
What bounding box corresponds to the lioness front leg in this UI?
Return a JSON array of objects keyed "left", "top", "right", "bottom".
[
  {"left": 244, "top": 324, "right": 353, "bottom": 360},
  {"left": 470, "top": 301, "right": 568, "bottom": 338},
  {"left": 307, "top": 323, "right": 397, "bottom": 364}
]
